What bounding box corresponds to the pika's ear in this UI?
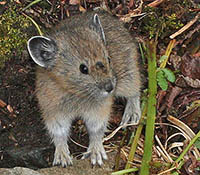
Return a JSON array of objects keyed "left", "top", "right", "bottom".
[
  {"left": 27, "top": 36, "right": 58, "bottom": 68},
  {"left": 89, "top": 14, "right": 106, "bottom": 44}
]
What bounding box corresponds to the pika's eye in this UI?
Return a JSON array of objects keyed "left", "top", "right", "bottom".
[{"left": 79, "top": 64, "right": 89, "bottom": 74}]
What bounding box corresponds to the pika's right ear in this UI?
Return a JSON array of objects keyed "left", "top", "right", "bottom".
[{"left": 27, "top": 36, "right": 58, "bottom": 68}]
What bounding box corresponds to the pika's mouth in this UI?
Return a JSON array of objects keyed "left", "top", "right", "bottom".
[{"left": 100, "top": 89, "right": 114, "bottom": 97}]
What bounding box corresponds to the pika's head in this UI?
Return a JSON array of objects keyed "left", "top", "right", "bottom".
[{"left": 27, "top": 14, "right": 116, "bottom": 101}]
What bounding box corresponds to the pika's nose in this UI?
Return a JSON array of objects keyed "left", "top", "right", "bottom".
[{"left": 104, "top": 80, "right": 114, "bottom": 93}]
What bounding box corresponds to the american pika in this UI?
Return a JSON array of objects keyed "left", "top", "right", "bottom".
[{"left": 27, "top": 10, "right": 141, "bottom": 167}]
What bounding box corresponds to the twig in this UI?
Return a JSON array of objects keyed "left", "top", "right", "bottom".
[
  {"left": 148, "top": 0, "right": 166, "bottom": 7},
  {"left": 119, "top": 0, "right": 144, "bottom": 23},
  {"left": 168, "top": 142, "right": 184, "bottom": 153},
  {"left": 170, "top": 13, "right": 200, "bottom": 39},
  {"left": 165, "top": 132, "right": 188, "bottom": 149},
  {"left": 157, "top": 166, "right": 177, "bottom": 175},
  {"left": 70, "top": 137, "right": 87, "bottom": 149},
  {"left": 155, "top": 146, "right": 170, "bottom": 162},
  {"left": 167, "top": 115, "right": 195, "bottom": 139},
  {"left": 103, "top": 123, "right": 138, "bottom": 142},
  {"left": 155, "top": 135, "right": 173, "bottom": 163},
  {"left": 0, "top": 99, "right": 7, "bottom": 108}
]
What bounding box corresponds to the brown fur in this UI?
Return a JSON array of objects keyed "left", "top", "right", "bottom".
[{"left": 28, "top": 10, "right": 141, "bottom": 167}]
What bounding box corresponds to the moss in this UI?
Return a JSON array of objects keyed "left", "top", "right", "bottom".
[
  {"left": 139, "top": 0, "right": 194, "bottom": 39},
  {"left": 140, "top": 6, "right": 184, "bottom": 39},
  {"left": 0, "top": 4, "right": 32, "bottom": 67}
]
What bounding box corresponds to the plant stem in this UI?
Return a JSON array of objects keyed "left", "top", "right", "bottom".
[
  {"left": 139, "top": 40, "right": 157, "bottom": 175},
  {"left": 22, "top": 0, "right": 42, "bottom": 11},
  {"left": 22, "top": 13, "right": 43, "bottom": 36},
  {"left": 111, "top": 168, "right": 139, "bottom": 175}
]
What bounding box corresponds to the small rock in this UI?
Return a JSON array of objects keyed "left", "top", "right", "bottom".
[{"left": 0, "top": 167, "right": 43, "bottom": 175}]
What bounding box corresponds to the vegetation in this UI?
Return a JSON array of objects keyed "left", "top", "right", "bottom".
[
  {"left": 0, "top": 4, "right": 32, "bottom": 67},
  {"left": 141, "top": 6, "right": 184, "bottom": 39}
]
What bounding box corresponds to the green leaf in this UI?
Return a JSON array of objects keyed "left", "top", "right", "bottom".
[
  {"left": 162, "top": 68, "right": 175, "bottom": 82},
  {"left": 194, "top": 138, "right": 200, "bottom": 149},
  {"left": 157, "top": 70, "right": 168, "bottom": 90}
]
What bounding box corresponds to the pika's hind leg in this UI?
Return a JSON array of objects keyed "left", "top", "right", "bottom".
[
  {"left": 120, "top": 95, "right": 141, "bottom": 125},
  {"left": 45, "top": 115, "right": 72, "bottom": 167},
  {"left": 83, "top": 116, "right": 108, "bottom": 166},
  {"left": 82, "top": 97, "right": 113, "bottom": 166}
]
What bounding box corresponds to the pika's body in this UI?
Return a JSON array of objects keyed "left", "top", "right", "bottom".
[{"left": 27, "top": 10, "right": 141, "bottom": 167}]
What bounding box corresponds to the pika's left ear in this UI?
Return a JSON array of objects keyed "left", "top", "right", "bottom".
[
  {"left": 27, "top": 36, "right": 58, "bottom": 68},
  {"left": 89, "top": 14, "right": 106, "bottom": 44}
]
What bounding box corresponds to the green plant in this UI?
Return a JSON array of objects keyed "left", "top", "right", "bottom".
[
  {"left": 141, "top": 5, "right": 185, "bottom": 39},
  {"left": 157, "top": 67, "right": 175, "bottom": 91},
  {"left": 0, "top": 4, "right": 32, "bottom": 67}
]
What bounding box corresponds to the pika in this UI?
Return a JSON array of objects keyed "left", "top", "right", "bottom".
[{"left": 27, "top": 10, "right": 141, "bottom": 167}]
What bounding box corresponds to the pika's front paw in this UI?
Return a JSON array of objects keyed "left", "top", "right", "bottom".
[
  {"left": 53, "top": 144, "right": 73, "bottom": 167},
  {"left": 121, "top": 107, "right": 141, "bottom": 125},
  {"left": 82, "top": 142, "right": 108, "bottom": 166},
  {"left": 120, "top": 96, "right": 141, "bottom": 125}
]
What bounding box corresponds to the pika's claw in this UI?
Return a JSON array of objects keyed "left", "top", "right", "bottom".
[
  {"left": 82, "top": 143, "right": 107, "bottom": 166},
  {"left": 53, "top": 144, "right": 73, "bottom": 167}
]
